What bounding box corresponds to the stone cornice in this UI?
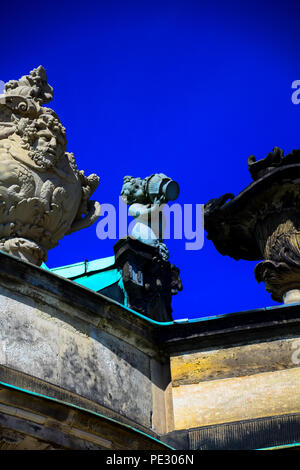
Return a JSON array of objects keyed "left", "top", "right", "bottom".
[
  {"left": 1, "top": 250, "right": 299, "bottom": 357},
  {"left": 0, "top": 250, "right": 164, "bottom": 361},
  {"left": 156, "top": 305, "right": 300, "bottom": 353}
]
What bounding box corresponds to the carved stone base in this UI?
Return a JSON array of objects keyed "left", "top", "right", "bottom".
[
  {"left": 113, "top": 236, "right": 182, "bottom": 322},
  {"left": 0, "top": 237, "right": 46, "bottom": 265},
  {"left": 254, "top": 212, "right": 300, "bottom": 302},
  {"left": 255, "top": 260, "right": 300, "bottom": 302},
  {"left": 283, "top": 289, "right": 300, "bottom": 304}
]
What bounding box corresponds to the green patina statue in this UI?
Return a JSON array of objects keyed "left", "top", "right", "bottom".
[{"left": 121, "top": 173, "right": 179, "bottom": 260}]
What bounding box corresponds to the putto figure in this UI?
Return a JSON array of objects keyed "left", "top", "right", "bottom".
[
  {"left": 0, "top": 66, "right": 100, "bottom": 265},
  {"left": 121, "top": 173, "right": 179, "bottom": 260},
  {"left": 115, "top": 173, "right": 182, "bottom": 321}
]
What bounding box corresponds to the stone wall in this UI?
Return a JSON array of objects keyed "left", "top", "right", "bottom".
[
  {"left": 158, "top": 307, "right": 300, "bottom": 449},
  {"left": 171, "top": 341, "right": 300, "bottom": 429},
  {"left": 0, "top": 250, "right": 299, "bottom": 449},
  {"left": 0, "top": 251, "right": 173, "bottom": 439}
]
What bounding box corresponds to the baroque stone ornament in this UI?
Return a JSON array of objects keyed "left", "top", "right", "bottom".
[
  {"left": 204, "top": 147, "right": 300, "bottom": 303},
  {"left": 0, "top": 66, "right": 100, "bottom": 265}
]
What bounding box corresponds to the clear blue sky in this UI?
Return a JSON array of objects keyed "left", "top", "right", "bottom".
[{"left": 2, "top": 0, "right": 300, "bottom": 319}]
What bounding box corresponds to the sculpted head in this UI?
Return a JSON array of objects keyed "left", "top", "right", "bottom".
[
  {"left": 0, "top": 66, "right": 67, "bottom": 170},
  {"left": 121, "top": 173, "right": 180, "bottom": 207},
  {"left": 14, "top": 113, "right": 67, "bottom": 169},
  {"left": 121, "top": 176, "right": 147, "bottom": 205}
]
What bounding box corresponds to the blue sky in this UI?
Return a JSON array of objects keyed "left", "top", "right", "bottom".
[{"left": 2, "top": 0, "right": 300, "bottom": 319}]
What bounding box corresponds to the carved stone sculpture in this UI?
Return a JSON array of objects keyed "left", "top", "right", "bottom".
[
  {"left": 204, "top": 147, "right": 300, "bottom": 303},
  {"left": 0, "top": 66, "right": 100, "bottom": 265}
]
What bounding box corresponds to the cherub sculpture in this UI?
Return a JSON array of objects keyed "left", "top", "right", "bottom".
[{"left": 121, "top": 173, "right": 179, "bottom": 260}]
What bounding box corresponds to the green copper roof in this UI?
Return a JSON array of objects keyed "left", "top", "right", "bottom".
[
  {"left": 73, "top": 268, "right": 121, "bottom": 291},
  {"left": 48, "top": 255, "right": 119, "bottom": 292},
  {"left": 41, "top": 262, "right": 51, "bottom": 271},
  {"left": 50, "top": 256, "right": 115, "bottom": 279}
]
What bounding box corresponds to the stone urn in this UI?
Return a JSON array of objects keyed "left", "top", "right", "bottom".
[
  {"left": 204, "top": 147, "right": 300, "bottom": 303},
  {"left": 0, "top": 66, "right": 100, "bottom": 265}
]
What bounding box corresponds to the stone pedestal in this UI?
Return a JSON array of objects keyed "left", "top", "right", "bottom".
[
  {"left": 283, "top": 289, "right": 300, "bottom": 304},
  {"left": 113, "top": 236, "right": 182, "bottom": 322}
]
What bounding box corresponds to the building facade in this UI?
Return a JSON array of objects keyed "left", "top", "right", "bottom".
[{"left": 0, "top": 250, "right": 299, "bottom": 450}]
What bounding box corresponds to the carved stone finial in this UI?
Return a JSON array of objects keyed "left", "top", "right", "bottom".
[
  {"left": 5, "top": 66, "right": 54, "bottom": 104},
  {"left": 0, "top": 66, "right": 100, "bottom": 265},
  {"left": 204, "top": 147, "right": 300, "bottom": 303}
]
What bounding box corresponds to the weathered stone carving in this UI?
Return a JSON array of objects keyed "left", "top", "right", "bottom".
[
  {"left": 0, "top": 66, "right": 100, "bottom": 265},
  {"left": 204, "top": 147, "right": 300, "bottom": 303},
  {"left": 121, "top": 173, "right": 179, "bottom": 260}
]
